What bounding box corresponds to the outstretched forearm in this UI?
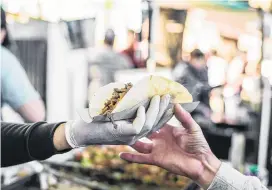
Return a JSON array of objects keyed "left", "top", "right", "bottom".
[
  {"left": 17, "top": 99, "right": 46, "bottom": 122},
  {"left": 1, "top": 121, "right": 70, "bottom": 167}
]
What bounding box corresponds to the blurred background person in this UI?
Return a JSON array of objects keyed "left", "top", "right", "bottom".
[
  {"left": 121, "top": 29, "right": 146, "bottom": 68},
  {"left": 173, "top": 49, "right": 211, "bottom": 122},
  {"left": 1, "top": 45, "right": 46, "bottom": 122},
  {"left": 1, "top": 7, "right": 11, "bottom": 49},
  {"left": 1, "top": 8, "right": 45, "bottom": 122},
  {"left": 89, "top": 29, "right": 132, "bottom": 86}
]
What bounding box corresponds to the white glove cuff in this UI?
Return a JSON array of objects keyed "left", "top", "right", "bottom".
[{"left": 65, "top": 120, "right": 81, "bottom": 148}]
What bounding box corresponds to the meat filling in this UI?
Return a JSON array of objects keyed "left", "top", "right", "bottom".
[{"left": 101, "top": 83, "right": 133, "bottom": 115}]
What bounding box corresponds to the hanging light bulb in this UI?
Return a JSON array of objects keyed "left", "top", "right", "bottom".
[
  {"left": 260, "top": 0, "right": 272, "bottom": 11},
  {"left": 249, "top": 0, "right": 260, "bottom": 9}
]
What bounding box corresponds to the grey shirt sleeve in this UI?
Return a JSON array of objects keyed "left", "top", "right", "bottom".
[{"left": 208, "top": 163, "right": 268, "bottom": 190}]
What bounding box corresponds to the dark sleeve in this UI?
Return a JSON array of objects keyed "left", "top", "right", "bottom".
[{"left": 1, "top": 122, "right": 66, "bottom": 167}]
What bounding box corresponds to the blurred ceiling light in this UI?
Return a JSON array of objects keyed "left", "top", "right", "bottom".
[
  {"left": 249, "top": 0, "right": 260, "bottom": 8},
  {"left": 229, "top": 0, "right": 247, "bottom": 2},
  {"left": 269, "top": 77, "right": 272, "bottom": 85},
  {"left": 183, "top": 15, "right": 220, "bottom": 53},
  {"left": 198, "top": 40, "right": 211, "bottom": 53},
  {"left": 260, "top": 0, "right": 272, "bottom": 11},
  {"left": 182, "top": 33, "right": 197, "bottom": 52},
  {"left": 18, "top": 14, "right": 30, "bottom": 24},
  {"left": 264, "top": 39, "right": 272, "bottom": 59},
  {"left": 249, "top": 0, "right": 272, "bottom": 11},
  {"left": 189, "top": 8, "right": 207, "bottom": 20},
  {"left": 238, "top": 33, "right": 261, "bottom": 52},
  {"left": 245, "top": 20, "right": 259, "bottom": 34},
  {"left": 247, "top": 48, "right": 261, "bottom": 63},
  {"left": 238, "top": 35, "right": 249, "bottom": 51},
  {"left": 39, "top": 0, "right": 60, "bottom": 22},
  {"left": 242, "top": 77, "right": 255, "bottom": 91},
  {"left": 3, "top": 0, "right": 100, "bottom": 22},
  {"left": 141, "top": 0, "right": 148, "bottom": 11},
  {"left": 261, "top": 59, "right": 272, "bottom": 77},
  {"left": 6, "top": 14, "right": 15, "bottom": 24},
  {"left": 2, "top": 0, "right": 21, "bottom": 14},
  {"left": 166, "top": 22, "right": 183, "bottom": 33}
]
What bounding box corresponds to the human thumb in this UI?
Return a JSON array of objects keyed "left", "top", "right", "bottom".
[{"left": 174, "top": 104, "right": 200, "bottom": 132}]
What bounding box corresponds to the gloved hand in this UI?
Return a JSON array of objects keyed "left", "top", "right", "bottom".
[{"left": 65, "top": 95, "right": 171, "bottom": 148}]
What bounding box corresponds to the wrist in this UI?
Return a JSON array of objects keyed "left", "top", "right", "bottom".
[
  {"left": 53, "top": 123, "right": 71, "bottom": 151},
  {"left": 196, "top": 152, "right": 221, "bottom": 190}
]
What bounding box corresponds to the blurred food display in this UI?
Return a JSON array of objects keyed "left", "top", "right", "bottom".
[{"left": 76, "top": 146, "right": 191, "bottom": 188}]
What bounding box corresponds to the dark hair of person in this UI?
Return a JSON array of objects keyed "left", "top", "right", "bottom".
[
  {"left": 1, "top": 7, "right": 11, "bottom": 47},
  {"left": 190, "top": 49, "right": 204, "bottom": 59},
  {"left": 104, "top": 29, "right": 115, "bottom": 46}
]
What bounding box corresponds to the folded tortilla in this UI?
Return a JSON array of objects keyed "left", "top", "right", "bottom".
[{"left": 89, "top": 75, "right": 192, "bottom": 117}]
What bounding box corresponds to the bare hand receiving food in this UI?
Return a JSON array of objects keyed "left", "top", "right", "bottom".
[{"left": 120, "top": 104, "right": 221, "bottom": 189}]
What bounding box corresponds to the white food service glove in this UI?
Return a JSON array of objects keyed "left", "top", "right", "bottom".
[{"left": 65, "top": 95, "right": 171, "bottom": 148}]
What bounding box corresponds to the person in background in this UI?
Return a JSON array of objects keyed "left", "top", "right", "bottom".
[
  {"left": 1, "top": 7, "right": 11, "bottom": 48},
  {"left": 89, "top": 29, "right": 132, "bottom": 86},
  {"left": 1, "top": 9, "right": 45, "bottom": 122},
  {"left": 121, "top": 29, "right": 145, "bottom": 68},
  {"left": 1, "top": 46, "right": 46, "bottom": 122},
  {"left": 173, "top": 49, "right": 211, "bottom": 121},
  {"left": 120, "top": 104, "right": 268, "bottom": 190}
]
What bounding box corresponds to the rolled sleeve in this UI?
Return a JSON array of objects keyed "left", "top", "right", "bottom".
[
  {"left": 1, "top": 47, "right": 40, "bottom": 110},
  {"left": 208, "top": 163, "right": 268, "bottom": 190}
]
